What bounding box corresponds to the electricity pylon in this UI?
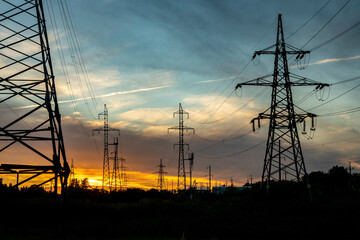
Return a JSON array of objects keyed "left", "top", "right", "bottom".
[
  {"left": 235, "top": 14, "right": 329, "bottom": 192},
  {"left": 119, "top": 156, "right": 127, "bottom": 191},
  {"left": 0, "top": 0, "right": 70, "bottom": 194},
  {"left": 70, "top": 159, "right": 75, "bottom": 182},
  {"left": 206, "top": 165, "right": 213, "bottom": 192},
  {"left": 155, "top": 158, "right": 167, "bottom": 191},
  {"left": 110, "top": 137, "right": 119, "bottom": 191},
  {"left": 185, "top": 153, "right": 194, "bottom": 189},
  {"left": 110, "top": 137, "right": 126, "bottom": 191},
  {"left": 93, "top": 104, "right": 119, "bottom": 191},
  {"left": 168, "top": 103, "right": 195, "bottom": 191}
]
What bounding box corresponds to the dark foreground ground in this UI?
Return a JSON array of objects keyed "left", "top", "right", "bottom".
[{"left": 1, "top": 181, "right": 360, "bottom": 240}]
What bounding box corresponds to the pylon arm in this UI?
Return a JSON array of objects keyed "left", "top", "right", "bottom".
[
  {"left": 92, "top": 128, "right": 103, "bottom": 134},
  {"left": 250, "top": 110, "right": 316, "bottom": 132},
  {"left": 184, "top": 127, "right": 195, "bottom": 134},
  {"left": 236, "top": 73, "right": 329, "bottom": 89},
  {"left": 290, "top": 73, "right": 330, "bottom": 87},
  {"left": 168, "top": 126, "right": 195, "bottom": 134},
  {"left": 168, "top": 126, "right": 179, "bottom": 133},
  {"left": 174, "top": 143, "right": 190, "bottom": 149},
  {"left": 254, "top": 50, "right": 309, "bottom": 56},
  {"left": 236, "top": 75, "right": 273, "bottom": 89},
  {"left": 252, "top": 111, "right": 315, "bottom": 122},
  {"left": 173, "top": 110, "right": 189, "bottom": 118},
  {"left": 92, "top": 127, "right": 119, "bottom": 134},
  {"left": 108, "top": 128, "right": 120, "bottom": 134},
  {"left": 253, "top": 41, "right": 310, "bottom": 57}
]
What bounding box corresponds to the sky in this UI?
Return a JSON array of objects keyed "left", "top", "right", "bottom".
[{"left": 1, "top": 0, "right": 360, "bottom": 189}]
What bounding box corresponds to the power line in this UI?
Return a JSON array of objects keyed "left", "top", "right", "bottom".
[
  {"left": 307, "top": 77, "right": 360, "bottom": 111},
  {"left": 192, "top": 80, "right": 267, "bottom": 132},
  {"left": 55, "top": 0, "right": 100, "bottom": 120},
  {"left": 190, "top": 60, "right": 252, "bottom": 121},
  {"left": 194, "top": 124, "right": 253, "bottom": 153},
  {"left": 189, "top": 17, "right": 276, "bottom": 121},
  {"left": 296, "top": 89, "right": 317, "bottom": 105},
  {"left": 310, "top": 19, "right": 360, "bottom": 51},
  {"left": 308, "top": 135, "right": 360, "bottom": 146},
  {"left": 331, "top": 75, "right": 360, "bottom": 85},
  {"left": 45, "top": 0, "right": 101, "bottom": 157},
  {"left": 286, "top": 0, "right": 332, "bottom": 40},
  {"left": 301, "top": 0, "right": 351, "bottom": 49},
  {"left": 197, "top": 140, "right": 266, "bottom": 160},
  {"left": 61, "top": 0, "right": 100, "bottom": 114},
  {"left": 194, "top": 89, "right": 236, "bottom": 130},
  {"left": 57, "top": 0, "right": 98, "bottom": 120},
  {"left": 318, "top": 106, "right": 360, "bottom": 117},
  {"left": 285, "top": 0, "right": 352, "bottom": 69},
  {"left": 189, "top": 87, "right": 268, "bottom": 125}
]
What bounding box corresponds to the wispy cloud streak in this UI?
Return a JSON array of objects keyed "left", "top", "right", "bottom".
[
  {"left": 310, "top": 55, "right": 360, "bottom": 66},
  {"left": 61, "top": 85, "right": 173, "bottom": 103},
  {"left": 195, "top": 76, "right": 236, "bottom": 84},
  {"left": 15, "top": 85, "right": 173, "bottom": 109}
]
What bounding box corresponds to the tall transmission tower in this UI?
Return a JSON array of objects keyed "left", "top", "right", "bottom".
[
  {"left": 168, "top": 103, "right": 195, "bottom": 191},
  {"left": 110, "top": 137, "right": 127, "bottom": 191},
  {"left": 155, "top": 158, "right": 167, "bottom": 191},
  {"left": 206, "top": 165, "right": 213, "bottom": 192},
  {"left": 235, "top": 14, "right": 329, "bottom": 191},
  {"left": 110, "top": 137, "right": 119, "bottom": 192},
  {"left": 70, "top": 159, "right": 75, "bottom": 182},
  {"left": 186, "top": 153, "right": 194, "bottom": 189},
  {"left": 0, "top": 0, "right": 70, "bottom": 194},
  {"left": 119, "top": 156, "right": 127, "bottom": 191},
  {"left": 93, "top": 104, "right": 119, "bottom": 191}
]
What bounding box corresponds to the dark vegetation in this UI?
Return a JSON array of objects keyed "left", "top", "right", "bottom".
[{"left": 1, "top": 165, "right": 360, "bottom": 240}]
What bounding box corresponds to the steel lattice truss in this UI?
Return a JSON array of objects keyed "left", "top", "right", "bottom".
[
  {"left": 236, "top": 14, "right": 329, "bottom": 186},
  {"left": 168, "top": 103, "right": 194, "bottom": 191},
  {"left": 93, "top": 104, "right": 120, "bottom": 191},
  {"left": 110, "top": 137, "right": 127, "bottom": 192},
  {"left": 0, "top": 0, "right": 70, "bottom": 193},
  {"left": 155, "top": 158, "right": 167, "bottom": 191}
]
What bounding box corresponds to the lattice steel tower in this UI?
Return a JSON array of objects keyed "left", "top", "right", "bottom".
[
  {"left": 155, "top": 158, "right": 167, "bottom": 191},
  {"left": 0, "top": 0, "right": 70, "bottom": 193},
  {"left": 236, "top": 14, "right": 328, "bottom": 189},
  {"left": 168, "top": 103, "right": 194, "bottom": 191},
  {"left": 93, "top": 104, "right": 119, "bottom": 190},
  {"left": 110, "top": 137, "right": 119, "bottom": 191},
  {"left": 119, "top": 155, "right": 127, "bottom": 191},
  {"left": 110, "top": 137, "right": 126, "bottom": 191}
]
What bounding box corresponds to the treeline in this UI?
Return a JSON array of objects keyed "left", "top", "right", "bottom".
[
  {"left": 1, "top": 165, "right": 360, "bottom": 239},
  {"left": 248, "top": 165, "right": 360, "bottom": 194},
  {"left": 0, "top": 165, "right": 359, "bottom": 200}
]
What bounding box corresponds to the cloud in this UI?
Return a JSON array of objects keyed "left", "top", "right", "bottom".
[
  {"left": 95, "top": 85, "right": 172, "bottom": 99},
  {"left": 310, "top": 55, "right": 360, "bottom": 66},
  {"left": 195, "top": 76, "right": 236, "bottom": 84},
  {"left": 13, "top": 85, "right": 173, "bottom": 110}
]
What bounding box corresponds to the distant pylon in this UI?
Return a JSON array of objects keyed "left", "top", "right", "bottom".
[
  {"left": 168, "top": 103, "right": 195, "bottom": 191},
  {"left": 110, "top": 137, "right": 119, "bottom": 191},
  {"left": 110, "top": 137, "right": 126, "bottom": 191},
  {"left": 0, "top": 0, "right": 70, "bottom": 194},
  {"left": 93, "top": 104, "right": 119, "bottom": 191},
  {"left": 119, "top": 156, "right": 127, "bottom": 191},
  {"left": 155, "top": 158, "right": 167, "bottom": 191},
  {"left": 205, "top": 165, "right": 213, "bottom": 192},
  {"left": 70, "top": 159, "right": 75, "bottom": 182},
  {"left": 236, "top": 14, "right": 329, "bottom": 193},
  {"left": 186, "top": 153, "right": 194, "bottom": 189}
]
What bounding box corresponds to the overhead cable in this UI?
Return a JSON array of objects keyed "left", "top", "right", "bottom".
[
  {"left": 301, "top": 0, "right": 351, "bottom": 49},
  {"left": 286, "top": 0, "right": 332, "bottom": 40}
]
